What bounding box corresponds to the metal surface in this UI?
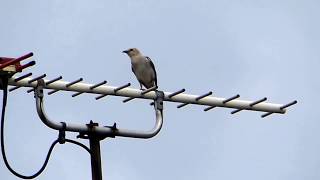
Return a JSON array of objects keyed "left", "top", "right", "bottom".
[
  {"left": 90, "top": 81, "right": 107, "bottom": 90},
  {"left": 141, "top": 86, "right": 158, "bottom": 95},
  {"left": 48, "top": 89, "right": 59, "bottom": 95},
  {"left": 114, "top": 83, "right": 131, "bottom": 92},
  {"left": 66, "top": 78, "right": 83, "bottom": 87},
  {"left": 261, "top": 112, "right": 273, "bottom": 118},
  {"left": 3, "top": 70, "right": 297, "bottom": 180},
  {"left": 223, "top": 94, "right": 240, "bottom": 104},
  {"left": 27, "top": 88, "right": 34, "bottom": 93},
  {"left": 280, "top": 100, "right": 297, "bottom": 110},
  {"left": 28, "top": 74, "right": 46, "bottom": 84},
  {"left": 89, "top": 135, "right": 103, "bottom": 180},
  {"left": 46, "top": 76, "right": 63, "bottom": 85},
  {"left": 95, "top": 94, "right": 108, "bottom": 100},
  {"left": 168, "top": 88, "right": 185, "bottom": 98},
  {"left": 123, "top": 86, "right": 158, "bottom": 103},
  {"left": 8, "top": 86, "right": 21, "bottom": 92},
  {"left": 250, "top": 97, "right": 267, "bottom": 107},
  {"left": 177, "top": 103, "right": 189, "bottom": 108},
  {"left": 204, "top": 106, "right": 216, "bottom": 111},
  {"left": 17, "top": 61, "right": 35, "bottom": 71},
  {"left": 123, "top": 97, "right": 135, "bottom": 103},
  {"left": 14, "top": 73, "right": 32, "bottom": 82},
  {"left": 71, "top": 92, "right": 83, "bottom": 97},
  {"left": 34, "top": 79, "right": 164, "bottom": 138},
  {"left": 260, "top": 100, "right": 297, "bottom": 118},
  {"left": 231, "top": 109, "right": 243, "bottom": 114},
  {"left": 11, "top": 77, "right": 289, "bottom": 114},
  {"left": 195, "top": 91, "right": 212, "bottom": 101}
]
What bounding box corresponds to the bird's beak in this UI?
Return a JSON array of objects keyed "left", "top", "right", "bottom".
[{"left": 122, "top": 50, "right": 129, "bottom": 54}]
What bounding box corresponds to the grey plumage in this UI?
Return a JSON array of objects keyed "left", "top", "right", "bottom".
[{"left": 123, "top": 48, "right": 157, "bottom": 89}]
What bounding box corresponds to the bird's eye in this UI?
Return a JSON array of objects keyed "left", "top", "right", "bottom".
[{"left": 130, "top": 48, "right": 133, "bottom": 51}]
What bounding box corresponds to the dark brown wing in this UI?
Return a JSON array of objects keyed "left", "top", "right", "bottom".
[{"left": 146, "top": 56, "right": 157, "bottom": 87}]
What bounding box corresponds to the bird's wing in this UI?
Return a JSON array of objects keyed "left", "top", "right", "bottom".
[
  {"left": 146, "top": 56, "right": 157, "bottom": 87},
  {"left": 131, "top": 66, "right": 137, "bottom": 76},
  {"left": 132, "top": 66, "right": 147, "bottom": 88}
]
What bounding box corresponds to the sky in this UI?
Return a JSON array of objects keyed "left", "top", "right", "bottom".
[{"left": 0, "top": 0, "right": 319, "bottom": 179}]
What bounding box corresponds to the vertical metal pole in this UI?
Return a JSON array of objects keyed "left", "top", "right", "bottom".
[{"left": 89, "top": 136, "right": 103, "bottom": 180}]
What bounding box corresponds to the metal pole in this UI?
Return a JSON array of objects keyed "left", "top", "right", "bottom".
[{"left": 89, "top": 137, "right": 103, "bottom": 180}]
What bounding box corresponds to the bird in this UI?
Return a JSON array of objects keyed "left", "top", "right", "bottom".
[{"left": 123, "top": 48, "right": 157, "bottom": 90}]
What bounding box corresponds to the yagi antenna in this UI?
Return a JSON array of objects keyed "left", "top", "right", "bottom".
[
  {"left": 8, "top": 75, "right": 297, "bottom": 118},
  {"left": 0, "top": 53, "right": 297, "bottom": 180}
]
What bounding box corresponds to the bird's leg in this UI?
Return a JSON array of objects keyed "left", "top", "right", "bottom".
[{"left": 139, "top": 83, "right": 144, "bottom": 90}]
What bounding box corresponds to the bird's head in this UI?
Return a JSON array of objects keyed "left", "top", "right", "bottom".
[{"left": 122, "top": 48, "right": 141, "bottom": 58}]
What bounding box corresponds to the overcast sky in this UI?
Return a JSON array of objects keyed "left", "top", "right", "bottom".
[{"left": 0, "top": 0, "right": 319, "bottom": 180}]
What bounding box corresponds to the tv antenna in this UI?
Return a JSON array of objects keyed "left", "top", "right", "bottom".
[{"left": 0, "top": 52, "right": 297, "bottom": 180}]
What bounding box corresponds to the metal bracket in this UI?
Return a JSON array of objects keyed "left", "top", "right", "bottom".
[
  {"left": 35, "top": 79, "right": 45, "bottom": 98},
  {"left": 58, "top": 122, "right": 66, "bottom": 144},
  {"left": 34, "top": 79, "right": 164, "bottom": 139},
  {"left": 155, "top": 90, "right": 164, "bottom": 111}
]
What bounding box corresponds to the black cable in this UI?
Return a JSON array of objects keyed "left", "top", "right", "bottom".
[
  {"left": 0, "top": 79, "right": 61, "bottom": 179},
  {"left": 0, "top": 78, "right": 92, "bottom": 179},
  {"left": 65, "top": 139, "right": 91, "bottom": 154}
]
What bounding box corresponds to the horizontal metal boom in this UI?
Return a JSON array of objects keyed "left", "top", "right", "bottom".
[{"left": 8, "top": 77, "right": 286, "bottom": 114}]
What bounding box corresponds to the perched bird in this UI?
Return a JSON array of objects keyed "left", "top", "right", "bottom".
[{"left": 123, "top": 48, "right": 157, "bottom": 90}]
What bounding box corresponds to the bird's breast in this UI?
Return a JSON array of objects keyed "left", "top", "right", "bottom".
[{"left": 132, "top": 61, "right": 154, "bottom": 80}]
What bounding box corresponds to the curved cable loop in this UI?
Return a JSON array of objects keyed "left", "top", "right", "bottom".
[
  {"left": 1, "top": 78, "right": 91, "bottom": 179},
  {"left": 1, "top": 82, "right": 58, "bottom": 179}
]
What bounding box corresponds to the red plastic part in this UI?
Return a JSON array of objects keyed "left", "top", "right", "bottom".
[
  {"left": 0, "top": 52, "right": 34, "bottom": 72},
  {"left": 0, "top": 52, "right": 33, "bottom": 69}
]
